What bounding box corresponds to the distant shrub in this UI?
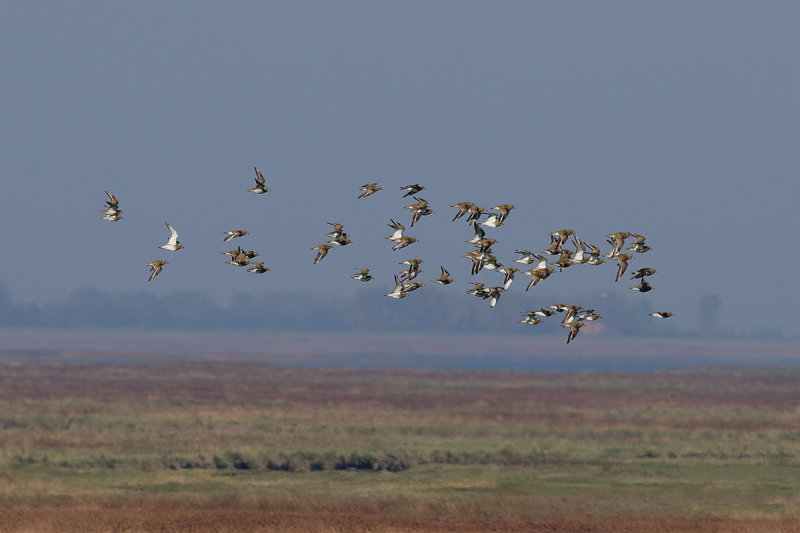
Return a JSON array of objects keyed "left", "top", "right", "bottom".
[
  {"left": 229, "top": 453, "right": 252, "bottom": 470},
  {"left": 333, "top": 452, "right": 411, "bottom": 472}
]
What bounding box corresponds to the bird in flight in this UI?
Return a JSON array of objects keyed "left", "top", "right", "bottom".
[
  {"left": 400, "top": 183, "right": 425, "bottom": 197},
  {"left": 351, "top": 268, "right": 373, "bottom": 282},
  {"left": 223, "top": 229, "right": 248, "bottom": 242},
  {"left": 100, "top": 191, "right": 123, "bottom": 221},
  {"left": 565, "top": 321, "right": 585, "bottom": 344},
  {"left": 145, "top": 260, "right": 167, "bottom": 282},
  {"left": 358, "top": 183, "right": 382, "bottom": 198},
  {"left": 247, "top": 261, "right": 270, "bottom": 273},
  {"left": 248, "top": 167, "right": 271, "bottom": 194},
  {"left": 431, "top": 266, "right": 454, "bottom": 285},
  {"left": 311, "top": 244, "right": 333, "bottom": 264},
  {"left": 159, "top": 222, "right": 183, "bottom": 251}
]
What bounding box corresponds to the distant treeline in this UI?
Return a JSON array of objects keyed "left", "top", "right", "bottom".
[{"left": 0, "top": 283, "right": 780, "bottom": 339}]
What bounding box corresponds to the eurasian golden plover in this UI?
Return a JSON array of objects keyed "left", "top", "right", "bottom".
[
  {"left": 100, "top": 191, "right": 123, "bottom": 221},
  {"left": 391, "top": 235, "right": 417, "bottom": 251},
  {"left": 384, "top": 275, "right": 407, "bottom": 299},
  {"left": 351, "top": 268, "right": 373, "bottom": 282},
  {"left": 247, "top": 262, "right": 270, "bottom": 273},
  {"left": 450, "top": 202, "right": 474, "bottom": 222},
  {"left": 566, "top": 321, "right": 584, "bottom": 344},
  {"left": 400, "top": 184, "right": 424, "bottom": 197},
  {"left": 248, "top": 167, "right": 271, "bottom": 194},
  {"left": 606, "top": 232, "right": 632, "bottom": 258},
  {"left": 630, "top": 267, "right": 656, "bottom": 279},
  {"left": 630, "top": 279, "right": 654, "bottom": 292},
  {"left": 145, "top": 259, "right": 167, "bottom": 282},
  {"left": 223, "top": 229, "right": 248, "bottom": 242},
  {"left": 431, "top": 266, "right": 454, "bottom": 285},
  {"left": 358, "top": 183, "right": 382, "bottom": 198},
  {"left": 311, "top": 244, "right": 332, "bottom": 264},
  {"left": 482, "top": 286, "right": 505, "bottom": 309},
  {"left": 385, "top": 219, "right": 406, "bottom": 242},
  {"left": 613, "top": 253, "right": 633, "bottom": 282},
  {"left": 159, "top": 222, "right": 184, "bottom": 251}
]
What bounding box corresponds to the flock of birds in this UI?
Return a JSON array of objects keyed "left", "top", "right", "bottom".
[{"left": 100, "top": 168, "right": 673, "bottom": 344}]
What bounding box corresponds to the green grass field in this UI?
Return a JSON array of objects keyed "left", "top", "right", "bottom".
[{"left": 0, "top": 362, "right": 798, "bottom": 532}]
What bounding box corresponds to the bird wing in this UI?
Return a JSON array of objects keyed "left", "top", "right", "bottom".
[
  {"left": 254, "top": 167, "right": 265, "bottom": 185},
  {"left": 165, "top": 222, "right": 179, "bottom": 245}
]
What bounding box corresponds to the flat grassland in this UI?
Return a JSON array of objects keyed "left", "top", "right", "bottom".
[{"left": 0, "top": 362, "right": 798, "bottom": 532}]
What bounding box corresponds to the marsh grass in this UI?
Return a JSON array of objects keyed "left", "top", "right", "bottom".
[{"left": 0, "top": 362, "right": 798, "bottom": 531}]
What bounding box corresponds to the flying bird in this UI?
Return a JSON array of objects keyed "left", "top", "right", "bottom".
[
  {"left": 222, "top": 246, "right": 258, "bottom": 259},
  {"left": 566, "top": 321, "right": 585, "bottom": 344},
  {"left": 247, "top": 262, "right": 270, "bottom": 274},
  {"left": 465, "top": 205, "right": 485, "bottom": 223},
  {"left": 400, "top": 184, "right": 425, "bottom": 197},
  {"left": 399, "top": 259, "right": 423, "bottom": 281},
  {"left": 606, "top": 232, "right": 633, "bottom": 258},
  {"left": 145, "top": 260, "right": 167, "bottom": 282},
  {"left": 551, "top": 249, "right": 575, "bottom": 272},
  {"left": 630, "top": 267, "right": 656, "bottom": 279},
  {"left": 328, "top": 233, "right": 351, "bottom": 246},
  {"left": 630, "top": 279, "right": 654, "bottom": 292},
  {"left": 159, "top": 222, "right": 183, "bottom": 251},
  {"left": 497, "top": 266, "right": 518, "bottom": 289},
  {"left": 100, "top": 191, "right": 123, "bottom": 221},
  {"left": 384, "top": 275, "right": 407, "bottom": 299},
  {"left": 248, "top": 167, "right": 270, "bottom": 194},
  {"left": 385, "top": 219, "right": 406, "bottom": 241},
  {"left": 351, "top": 268, "right": 373, "bottom": 282},
  {"left": 391, "top": 235, "right": 418, "bottom": 251},
  {"left": 102, "top": 190, "right": 120, "bottom": 210},
  {"left": 431, "top": 266, "right": 454, "bottom": 285},
  {"left": 325, "top": 222, "right": 345, "bottom": 239},
  {"left": 466, "top": 282, "right": 489, "bottom": 298},
  {"left": 225, "top": 253, "right": 251, "bottom": 266},
  {"left": 479, "top": 212, "right": 503, "bottom": 228},
  {"left": 450, "top": 202, "right": 474, "bottom": 222},
  {"left": 223, "top": 229, "right": 248, "bottom": 242},
  {"left": 613, "top": 253, "right": 633, "bottom": 282},
  {"left": 560, "top": 304, "right": 583, "bottom": 326},
  {"left": 358, "top": 183, "right": 382, "bottom": 198},
  {"left": 101, "top": 212, "right": 123, "bottom": 222},
  {"left": 518, "top": 312, "right": 542, "bottom": 325},
  {"left": 569, "top": 235, "right": 589, "bottom": 265},
  {"left": 401, "top": 280, "right": 424, "bottom": 293},
  {"left": 626, "top": 233, "right": 651, "bottom": 253},
  {"left": 584, "top": 242, "right": 605, "bottom": 265},
  {"left": 492, "top": 204, "right": 515, "bottom": 224},
  {"left": 576, "top": 309, "right": 602, "bottom": 321},
  {"left": 482, "top": 286, "right": 505, "bottom": 309},
  {"left": 649, "top": 311, "right": 674, "bottom": 319},
  {"left": 550, "top": 229, "right": 575, "bottom": 249},
  {"left": 522, "top": 267, "right": 554, "bottom": 291},
  {"left": 311, "top": 244, "right": 333, "bottom": 264},
  {"left": 513, "top": 250, "right": 539, "bottom": 265},
  {"left": 465, "top": 220, "right": 486, "bottom": 244},
  {"left": 532, "top": 307, "right": 556, "bottom": 318},
  {"left": 405, "top": 197, "right": 433, "bottom": 227}
]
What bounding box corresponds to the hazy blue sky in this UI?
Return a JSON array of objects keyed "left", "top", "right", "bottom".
[{"left": 1, "top": 2, "right": 797, "bottom": 336}]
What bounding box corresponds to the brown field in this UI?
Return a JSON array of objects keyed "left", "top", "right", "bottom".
[{"left": 0, "top": 362, "right": 798, "bottom": 532}]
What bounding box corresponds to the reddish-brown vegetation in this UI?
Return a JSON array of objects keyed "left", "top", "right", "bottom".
[
  {"left": 0, "top": 362, "right": 797, "bottom": 532},
  {"left": 1, "top": 501, "right": 798, "bottom": 533}
]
